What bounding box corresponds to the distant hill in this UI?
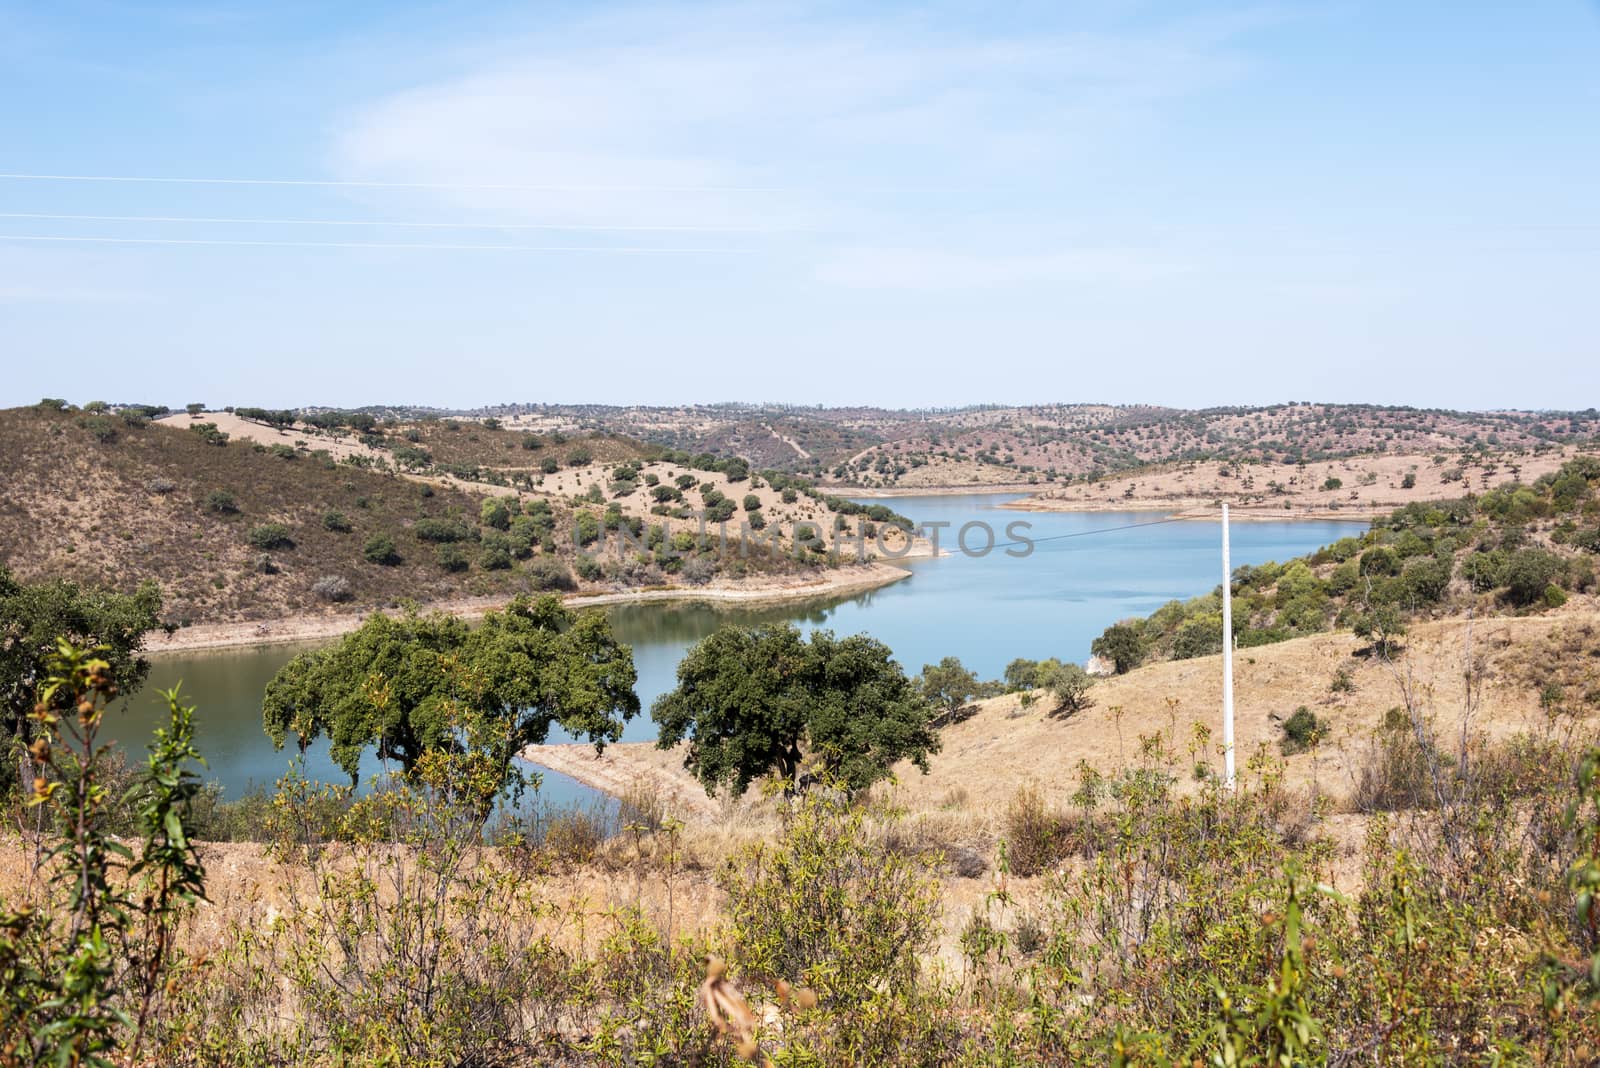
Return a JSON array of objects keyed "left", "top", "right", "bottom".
[{"left": 460, "top": 401, "right": 1600, "bottom": 487}]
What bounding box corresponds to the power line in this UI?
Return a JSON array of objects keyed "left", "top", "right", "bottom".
[
  {"left": 0, "top": 211, "right": 792, "bottom": 234},
  {"left": 0, "top": 234, "right": 744, "bottom": 254},
  {"left": 915, "top": 514, "right": 1194, "bottom": 556}
]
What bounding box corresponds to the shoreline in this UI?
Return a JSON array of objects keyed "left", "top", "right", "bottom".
[
  {"left": 146, "top": 562, "right": 911, "bottom": 655},
  {"left": 827, "top": 481, "right": 1383, "bottom": 520},
  {"left": 519, "top": 742, "right": 722, "bottom": 821},
  {"left": 999, "top": 498, "right": 1383, "bottom": 522}
]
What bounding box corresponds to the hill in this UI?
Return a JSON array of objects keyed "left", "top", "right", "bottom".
[
  {"left": 0, "top": 404, "right": 914, "bottom": 633},
  {"left": 1086, "top": 455, "right": 1600, "bottom": 672},
  {"left": 459, "top": 401, "right": 1600, "bottom": 488}
]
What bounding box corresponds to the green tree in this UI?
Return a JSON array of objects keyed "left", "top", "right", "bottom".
[
  {"left": 653, "top": 624, "right": 938, "bottom": 797},
  {"left": 1353, "top": 601, "right": 1407, "bottom": 656},
  {"left": 0, "top": 566, "right": 163, "bottom": 794},
  {"left": 1092, "top": 621, "right": 1146, "bottom": 674},
  {"left": 1502, "top": 547, "right": 1563, "bottom": 606},
  {"left": 1041, "top": 660, "right": 1095, "bottom": 715},
  {"left": 917, "top": 656, "right": 980, "bottom": 720},
  {"left": 263, "top": 596, "right": 638, "bottom": 785}
]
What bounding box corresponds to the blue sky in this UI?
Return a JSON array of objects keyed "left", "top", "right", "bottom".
[{"left": 2, "top": 1, "right": 1596, "bottom": 411}]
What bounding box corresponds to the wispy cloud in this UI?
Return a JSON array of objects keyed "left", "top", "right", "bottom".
[{"left": 330, "top": 2, "right": 1277, "bottom": 283}]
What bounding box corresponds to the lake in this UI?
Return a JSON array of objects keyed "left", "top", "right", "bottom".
[{"left": 117, "top": 495, "right": 1361, "bottom": 807}]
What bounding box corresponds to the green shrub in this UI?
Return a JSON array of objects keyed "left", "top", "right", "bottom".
[
  {"left": 436, "top": 544, "right": 469, "bottom": 572},
  {"left": 413, "top": 517, "right": 473, "bottom": 543},
  {"left": 321, "top": 510, "right": 352, "bottom": 532},
  {"left": 1503, "top": 548, "right": 1563, "bottom": 606},
  {"left": 1279, "top": 706, "right": 1324, "bottom": 754},
  {"left": 246, "top": 523, "right": 293, "bottom": 551},
  {"left": 363, "top": 533, "right": 399, "bottom": 565},
  {"left": 718, "top": 789, "right": 940, "bottom": 1006},
  {"left": 574, "top": 554, "right": 603, "bottom": 581},
  {"left": 204, "top": 490, "right": 238, "bottom": 515}
]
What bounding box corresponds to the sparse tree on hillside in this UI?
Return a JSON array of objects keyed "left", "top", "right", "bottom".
[
  {"left": 1092, "top": 622, "right": 1146, "bottom": 674},
  {"left": 917, "top": 656, "right": 981, "bottom": 723},
  {"left": 653, "top": 624, "right": 938, "bottom": 797}
]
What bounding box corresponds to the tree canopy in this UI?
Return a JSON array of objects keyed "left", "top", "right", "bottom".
[
  {"left": 0, "top": 565, "right": 164, "bottom": 791},
  {"left": 652, "top": 623, "right": 939, "bottom": 797},
  {"left": 263, "top": 595, "right": 638, "bottom": 786}
]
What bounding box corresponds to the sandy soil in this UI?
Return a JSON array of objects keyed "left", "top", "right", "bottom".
[
  {"left": 520, "top": 606, "right": 1600, "bottom": 822},
  {"left": 145, "top": 562, "right": 912, "bottom": 654}
]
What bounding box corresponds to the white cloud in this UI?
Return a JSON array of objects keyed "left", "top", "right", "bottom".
[{"left": 330, "top": 3, "right": 1271, "bottom": 238}]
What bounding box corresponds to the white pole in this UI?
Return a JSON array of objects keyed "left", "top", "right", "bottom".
[{"left": 1221, "top": 502, "right": 1236, "bottom": 790}]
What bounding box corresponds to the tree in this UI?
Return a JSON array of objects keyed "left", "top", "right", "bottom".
[
  {"left": 1353, "top": 601, "right": 1407, "bottom": 656},
  {"left": 0, "top": 566, "right": 164, "bottom": 794},
  {"left": 653, "top": 624, "right": 939, "bottom": 797},
  {"left": 263, "top": 596, "right": 638, "bottom": 786},
  {"left": 1092, "top": 621, "right": 1145, "bottom": 674},
  {"left": 1003, "top": 657, "right": 1042, "bottom": 691},
  {"left": 1041, "top": 661, "right": 1095, "bottom": 715},
  {"left": 1502, "top": 547, "right": 1563, "bottom": 607},
  {"left": 917, "top": 656, "right": 980, "bottom": 723}
]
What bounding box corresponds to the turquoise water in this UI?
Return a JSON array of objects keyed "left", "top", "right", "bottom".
[{"left": 119, "top": 495, "right": 1361, "bottom": 807}]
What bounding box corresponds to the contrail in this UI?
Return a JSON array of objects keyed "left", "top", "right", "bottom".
[
  {"left": 0, "top": 172, "right": 964, "bottom": 193},
  {"left": 0, "top": 211, "right": 795, "bottom": 234},
  {"left": 0, "top": 234, "right": 743, "bottom": 253}
]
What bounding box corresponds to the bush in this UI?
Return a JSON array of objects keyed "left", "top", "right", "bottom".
[
  {"left": 478, "top": 538, "right": 512, "bottom": 570},
  {"left": 413, "top": 517, "right": 473, "bottom": 543},
  {"left": 363, "top": 534, "right": 399, "bottom": 565},
  {"left": 566, "top": 446, "right": 592, "bottom": 467},
  {"left": 188, "top": 421, "right": 228, "bottom": 445},
  {"left": 480, "top": 498, "right": 514, "bottom": 530},
  {"left": 526, "top": 555, "right": 574, "bottom": 591},
  {"left": 321, "top": 510, "right": 352, "bottom": 533},
  {"left": 436, "top": 544, "right": 469, "bottom": 572},
  {"left": 1401, "top": 472, "right": 1417, "bottom": 489},
  {"left": 1003, "top": 785, "right": 1073, "bottom": 877},
  {"left": 145, "top": 477, "right": 176, "bottom": 495},
  {"left": 719, "top": 790, "right": 940, "bottom": 1006},
  {"left": 247, "top": 523, "right": 293, "bottom": 550},
  {"left": 574, "top": 554, "right": 603, "bottom": 581},
  {"left": 1502, "top": 547, "right": 1563, "bottom": 606},
  {"left": 1322, "top": 477, "right": 1342, "bottom": 491},
  {"left": 312, "top": 575, "right": 353, "bottom": 602},
  {"left": 743, "top": 494, "right": 761, "bottom": 512},
  {"left": 573, "top": 512, "right": 601, "bottom": 546},
  {"left": 1279, "top": 706, "right": 1325, "bottom": 754},
  {"left": 204, "top": 490, "right": 238, "bottom": 515},
  {"left": 680, "top": 555, "right": 717, "bottom": 585}
]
